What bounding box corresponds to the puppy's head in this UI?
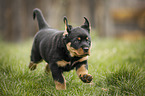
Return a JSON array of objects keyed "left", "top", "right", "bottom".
[{"left": 63, "top": 16, "right": 91, "bottom": 57}]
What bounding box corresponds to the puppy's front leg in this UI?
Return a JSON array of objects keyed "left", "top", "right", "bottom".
[
  {"left": 76, "top": 62, "right": 93, "bottom": 83},
  {"left": 50, "top": 64, "right": 66, "bottom": 90}
]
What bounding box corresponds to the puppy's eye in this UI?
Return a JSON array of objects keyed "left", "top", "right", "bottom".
[
  {"left": 86, "top": 37, "right": 90, "bottom": 42},
  {"left": 86, "top": 37, "right": 89, "bottom": 41},
  {"left": 77, "top": 37, "right": 81, "bottom": 41},
  {"left": 74, "top": 38, "right": 81, "bottom": 43},
  {"left": 86, "top": 37, "right": 90, "bottom": 44}
]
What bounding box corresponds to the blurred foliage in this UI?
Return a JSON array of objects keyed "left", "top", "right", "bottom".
[{"left": 0, "top": 0, "right": 145, "bottom": 41}]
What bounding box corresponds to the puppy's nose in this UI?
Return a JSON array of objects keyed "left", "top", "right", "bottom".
[{"left": 83, "top": 47, "right": 89, "bottom": 52}]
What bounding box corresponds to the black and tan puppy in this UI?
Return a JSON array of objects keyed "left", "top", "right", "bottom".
[{"left": 29, "top": 8, "right": 93, "bottom": 90}]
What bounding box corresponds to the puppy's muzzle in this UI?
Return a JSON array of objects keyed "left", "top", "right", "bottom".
[
  {"left": 83, "top": 47, "right": 89, "bottom": 53},
  {"left": 82, "top": 47, "right": 90, "bottom": 56}
]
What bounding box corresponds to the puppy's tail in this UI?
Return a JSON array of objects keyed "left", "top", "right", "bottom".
[{"left": 33, "top": 8, "right": 49, "bottom": 30}]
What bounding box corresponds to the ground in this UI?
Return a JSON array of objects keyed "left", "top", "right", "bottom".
[{"left": 0, "top": 35, "right": 144, "bottom": 95}]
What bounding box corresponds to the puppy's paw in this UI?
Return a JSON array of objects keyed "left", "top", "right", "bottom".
[
  {"left": 29, "top": 62, "right": 37, "bottom": 70},
  {"left": 79, "top": 74, "right": 93, "bottom": 83}
]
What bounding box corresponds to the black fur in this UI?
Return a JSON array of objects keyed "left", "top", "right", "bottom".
[{"left": 30, "top": 8, "right": 92, "bottom": 86}]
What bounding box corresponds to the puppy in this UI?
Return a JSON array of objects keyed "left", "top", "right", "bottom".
[{"left": 29, "top": 8, "right": 93, "bottom": 90}]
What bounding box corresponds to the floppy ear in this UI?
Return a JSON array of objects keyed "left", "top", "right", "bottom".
[
  {"left": 63, "top": 16, "right": 72, "bottom": 36},
  {"left": 81, "top": 17, "right": 91, "bottom": 33}
]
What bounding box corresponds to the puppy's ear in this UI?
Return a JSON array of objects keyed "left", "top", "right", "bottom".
[
  {"left": 63, "top": 16, "right": 72, "bottom": 36},
  {"left": 81, "top": 17, "right": 91, "bottom": 33}
]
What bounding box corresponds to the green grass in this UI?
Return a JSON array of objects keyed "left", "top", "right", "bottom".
[{"left": 0, "top": 37, "right": 145, "bottom": 96}]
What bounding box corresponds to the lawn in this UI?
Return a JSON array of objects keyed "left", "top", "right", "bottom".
[{"left": 0, "top": 37, "right": 144, "bottom": 96}]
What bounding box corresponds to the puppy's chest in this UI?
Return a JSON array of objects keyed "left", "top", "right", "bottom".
[
  {"left": 56, "top": 56, "right": 88, "bottom": 71},
  {"left": 57, "top": 60, "right": 75, "bottom": 71}
]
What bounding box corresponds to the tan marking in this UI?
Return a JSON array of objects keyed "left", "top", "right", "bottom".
[
  {"left": 66, "top": 42, "right": 76, "bottom": 57},
  {"left": 54, "top": 74, "right": 66, "bottom": 90},
  {"left": 67, "top": 42, "right": 90, "bottom": 57},
  {"left": 77, "top": 48, "right": 84, "bottom": 56},
  {"left": 76, "top": 65, "right": 88, "bottom": 76},
  {"left": 78, "top": 56, "right": 88, "bottom": 62},
  {"left": 63, "top": 20, "right": 68, "bottom": 36},
  {"left": 54, "top": 81, "right": 66, "bottom": 90},
  {"left": 78, "top": 37, "right": 81, "bottom": 40},
  {"left": 57, "top": 60, "right": 70, "bottom": 67},
  {"left": 71, "top": 56, "right": 88, "bottom": 67}
]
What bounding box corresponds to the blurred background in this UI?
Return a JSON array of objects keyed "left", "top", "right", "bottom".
[
  {"left": 0, "top": 1, "right": 145, "bottom": 95},
  {"left": 0, "top": 0, "right": 145, "bottom": 41}
]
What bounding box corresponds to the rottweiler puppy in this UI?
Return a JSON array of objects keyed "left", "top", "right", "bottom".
[{"left": 29, "top": 8, "right": 93, "bottom": 90}]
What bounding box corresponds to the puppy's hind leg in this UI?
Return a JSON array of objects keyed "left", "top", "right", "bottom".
[
  {"left": 29, "top": 62, "right": 37, "bottom": 70},
  {"left": 45, "top": 63, "right": 50, "bottom": 74},
  {"left": 29, "top": 46, "right": 42, "bottom": 71},
  {"left": 29, "top": 57, "right": 42, "bottom": 71}
]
